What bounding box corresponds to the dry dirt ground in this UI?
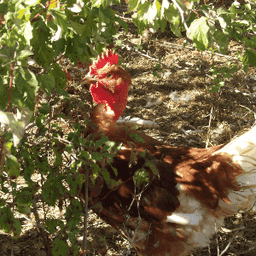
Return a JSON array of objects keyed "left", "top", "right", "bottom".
[{"left": 1, "top": 5, "right": 256, "bottom": 256}]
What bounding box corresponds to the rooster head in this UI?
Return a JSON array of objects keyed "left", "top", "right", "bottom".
[{"left": 89, "top": 50, "right": 131, "bottom": 121}]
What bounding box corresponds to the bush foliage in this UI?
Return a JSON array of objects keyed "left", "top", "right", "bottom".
[{"left": 0, "top": 0, "right": 256, "bottom": 255}]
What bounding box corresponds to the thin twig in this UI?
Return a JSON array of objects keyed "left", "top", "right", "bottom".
[
  {"left": 7, "top": 63, "right": 14, "bottom": 112},
  {"left": 205, "top": 106, "right": 214, "bottom": 148},
  {"left": 82, "top": 166, "right": 89, "bottom": 256},
  {"left": 10, "top": 178, "right": 14, "bottom": 256},
  {"left": 32, "top": 199, "right": 51, "bottom": 256},
  {"left": 215, "top": 221, "right": 220, "bottom": 256},
  {"left": 208, "top": 245, "right": 211, "bottom": 256},
  {"left": 0, "top": 62, "right": 15, "bottom": 172},
  {"left": 219, "top": 190, "right": 256, "bottom": 256},
  {"left": 123, "top": 178, "right": 139, "bottom": 256},
  {"left": 30, "top": 3, "right": 49, "bottom": 23},
  {"left": 239, "top": 104, "right": 256, "bottom": 121},
  {"left": 124, "top": 178, "right": 152, "bottom": 255},
  {"left": 52, "top": 54, "right": 65, "bottom": 65}
]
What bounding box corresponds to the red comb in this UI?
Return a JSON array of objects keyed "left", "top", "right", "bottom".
[{"left": 90, "top": 50, "right": 119, "bottom": 76}]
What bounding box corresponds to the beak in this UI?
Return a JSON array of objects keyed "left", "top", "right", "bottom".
[
  {"left": 81, "top": 74, "right": 116, "bottom": 94},
  {"left": 81, "top": 75, "right": 97, "bottom": 86}
]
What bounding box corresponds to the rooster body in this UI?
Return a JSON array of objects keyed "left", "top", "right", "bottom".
[{"left": 85, "top": 51, "right": 256, "bottom": 256}]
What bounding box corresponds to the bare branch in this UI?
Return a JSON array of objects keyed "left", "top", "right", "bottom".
[
  {"left": 82, "top": 165, "right": 89, "bottom": 256},
  {"left": 171, "top": 0, "right": 191, "bottom": 33}
]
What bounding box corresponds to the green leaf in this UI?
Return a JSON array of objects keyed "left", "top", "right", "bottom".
[
  {"left": 0, "top": 46, "right": 13, "bottom": 66},
  {"left": 0, "top": 2, "right": 8, "bottom": 15},
  {"left": 91, "top": 162, "right": 101, "bottom": 177},
  {"left": 91, "top": 152, "right": 103, "bottom": 161},
  {"left": 0, "top": 207, "right": 21, "bottom": 236},
  {"left": 42, "top": 175, "right": 64, "bottom": 206},
  {"left": 38, "top": 103, "right": 50, "bottom": 114},
  {"left": 6, "top": 155, "right": 20, "bottom": 177},
  {"left": 16, "top": 187, "right": 33, "bottom": 205},
  {"left": 17, "top": 9, "right": 25, "bottom": 19},
  {"left": 115, "top": 17, "right": 128, "bottom": 33},
  {"left": 52, "top": 9, "right": 68, "bottom": 35},
  {"left": 91, "top": 0, "right": 110, "bottom": 8},
  {"left": 144, "top": 161, "right": 157, "bottom": 175},
  {"left": 155, "top": 0, "right": 161, "bottom": 12},
  {"left": 128, "top": 0, "right": 138, "bottom": 12},
  {"left": 16, "top": 203, "right": 31, "bottom": 214},
  {"left": 243, "top": 64, "right": 248, "bottom": 73},
  {"left": 80, "top": 151, "right": 91, "bottom": 160},
  {"left": 39, "top": 74, "right": 55, "bottom": 96},
  {"left": 31, "top": 20, "right": 54, "bottom": 68},
  {"left": 94, "top": 136, "right": 109, "bottom": 149},
  {"left": 66, "top": 173, "right": 82, "bottom": 196},
  {"left": 143, "top": 1, "right": 158, "bottom": 23},
  {"left": 0, "top": 107, "right": 32, "bottom": 147},
  {"left": 156, "top": 19, "right": 167, "bottom": 33},
  {"left": 49, "top": 64, "right": 67, "bottom": 89},
  {"left": 213, "top": 29, "right": 229, "bottom": 54},
  {"left": 153, "top": 71, "right": 161, "bottom": 78},
  {"left": 101, "top": 152, "right": 114, "bottom": 158},
  {"left": 209, "top": 84, "right": 220, "bottom": 93},
  {"left": 52, "top": 38, "right": 66, "bottom": 57},
  {"left": 0, "top": 199, "right": 5, "bottom": 207},
  {"left": 45, "top": 219, "right": 65, "bottom": 234},
  {"left": 14, "top": 68, "right": 38, "bottom": 110},
  {"left": 241, "top": 49, "right": 256, "bottom": 67},
  {"left": 242, "top": 36, "right": 256, "bottom": 49},
  {"left": 129, "top": 133, "right": 145, "bottom": 143},
  {"left": 134, "top": 168, "right": 149, "bottom": 187},
  {"left": 101, "top": 140, "right": 116, "bottom": 152},
  {"left": 17, "top": 49, "right": 33, "bottom": 60},
  {"left": 161, "top": 0, "right": 169, "bottom": 18},
  {"left": 101, "top": 169, "right": 110, "bottom": 183},
  {"left": 110, "top": 164, "right": 118, "bottom": 176},
  {"left": 52, "top": 237, "right": 69, "bottom": 256},
  {"left": 0, "top": 208, "right": 11, "bottom": 233},
  {"left": 0, "top": 76, "right": 8, "bottom": 109},
  {"left": 188, "top": 17, "right": 210, "bottom": 50},
  {"left": 56, "top": 88, "right": 69, "bottom": 97},
  {"left": 35, "top": 44, "right": 54, "bottom": 68},
  {"left": 165, "top": 4, "right": 182, "bottom": 37},
  {"left": 70, "top": 20, "right": 84, "bottom": 35},
  {"left": 139, "top": 150, "right": 146, "bottom": 158},
  {"left": 137, "top": 2, "right": 151, "bottom": 18},
  {"left": 54, "top": 150, "right": 62, "bottom": 167}
]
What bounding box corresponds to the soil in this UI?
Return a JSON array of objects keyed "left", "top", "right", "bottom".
[{"left": 1, "top": 2, "right": 256, "bottom": 256}]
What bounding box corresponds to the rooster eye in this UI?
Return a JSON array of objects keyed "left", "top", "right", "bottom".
[{"left": 106, "top": 73, "right": 113, "bottom": 78}]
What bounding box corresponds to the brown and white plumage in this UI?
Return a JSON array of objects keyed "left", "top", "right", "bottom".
[{"left": 83, "top": 50, "right": 256, "bottom": 256}]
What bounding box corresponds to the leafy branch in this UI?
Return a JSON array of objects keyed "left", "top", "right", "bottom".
[{"left": 0, "top": 0, "right": 256, "bottom": 255}]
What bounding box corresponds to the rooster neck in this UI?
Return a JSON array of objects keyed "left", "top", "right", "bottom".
[{"left": 89, "top": 103, "right": 117, "bottom": 134}]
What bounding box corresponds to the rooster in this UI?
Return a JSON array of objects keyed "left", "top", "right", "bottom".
[{"left": 83, "top": 50, "right": 256, "bottom": 256}]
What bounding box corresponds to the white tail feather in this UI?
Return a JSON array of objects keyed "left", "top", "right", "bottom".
[
  {"left": 117, "top": 116, "right": 159, "bottom": 128},
  {"left": 166, "top": 211, "right": 203, "bottom": 226},
  {"left": 215, "top": 125, "right": 256, "bottom": 211},
  {"left": 216, "top": 125, "right": 256, "bottom": 173}
]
